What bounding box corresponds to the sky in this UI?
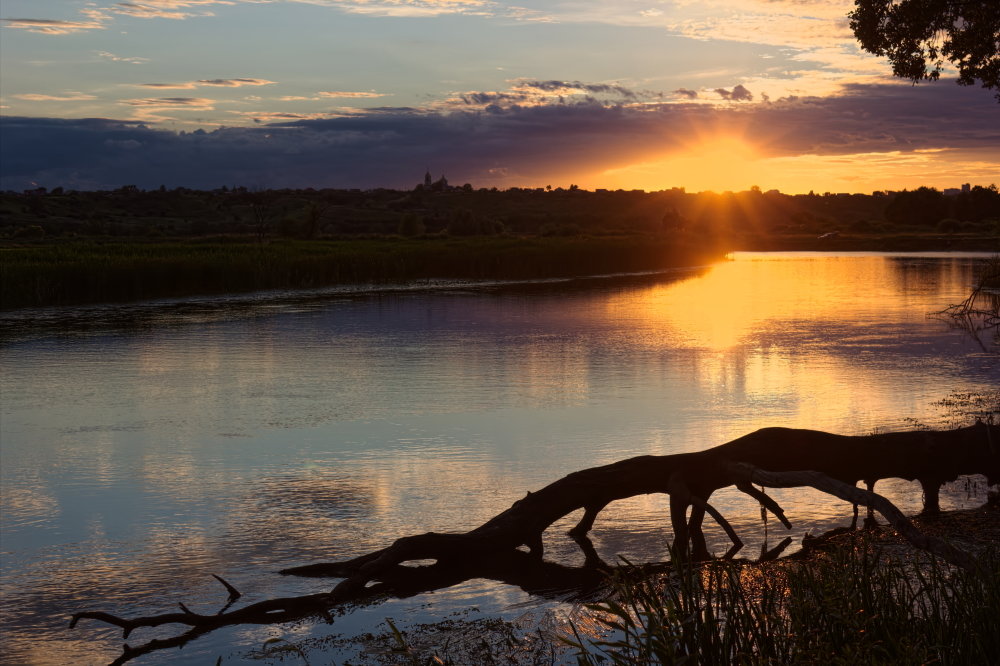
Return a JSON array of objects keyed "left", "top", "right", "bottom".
[{"left": 1, "top": 0, "right": 998, "bottom": 193}]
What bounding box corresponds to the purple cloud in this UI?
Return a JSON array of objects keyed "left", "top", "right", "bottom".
[{"left": 715, "top": 85, "right": 753, "bottom": 101}]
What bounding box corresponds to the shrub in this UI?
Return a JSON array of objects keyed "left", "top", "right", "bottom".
[{"left": 937, "top": 218, "right": 961, "bottom": 233}]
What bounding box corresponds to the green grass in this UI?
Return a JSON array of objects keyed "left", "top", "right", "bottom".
[
  {"left": 0, "top": 235, "right": 723, "bottom": 309},
  {"left": 567, "top": 545, "right": 1000, "bottom": 665}
]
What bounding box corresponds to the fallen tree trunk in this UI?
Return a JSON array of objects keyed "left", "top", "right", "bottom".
[{"left": 70, "top": 423, "right": 998, "bottom": 664}]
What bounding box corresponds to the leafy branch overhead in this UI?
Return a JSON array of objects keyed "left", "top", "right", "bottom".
[{"left": 850, "top": 0, "right": 1000, "bottom": 100}]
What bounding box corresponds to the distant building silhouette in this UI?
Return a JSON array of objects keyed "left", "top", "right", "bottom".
[{"left": 417, "top": 170, "right": 451, "bottom": 192}]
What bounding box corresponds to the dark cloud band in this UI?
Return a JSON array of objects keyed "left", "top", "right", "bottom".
[{"left": 1, "top": 82, "right": 996, "bottom": 191}]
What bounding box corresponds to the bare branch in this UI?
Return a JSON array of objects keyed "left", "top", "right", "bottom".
[
  {"left": 735, "top": 481, "right": 794, "bottom": 529},
  {"left": 730, "top": 463, "right": 978, "bottom": 571},
  {"left": 688, "top": 495, "right": 743, "bottom": 551}
]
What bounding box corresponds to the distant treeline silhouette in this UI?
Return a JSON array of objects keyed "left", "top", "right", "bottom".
[{"left": 3, "top": 184, "right": 998, "bottom": 242}]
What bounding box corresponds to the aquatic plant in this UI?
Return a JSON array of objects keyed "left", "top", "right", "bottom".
[
  {"left": 569, "top": 544, "right": 1000, "bottom": 665},
  {"left": 938, "top": 254, "right": 1000, "bottom": 338}
]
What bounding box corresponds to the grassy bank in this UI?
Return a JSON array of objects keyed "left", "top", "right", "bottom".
[
  {"left": 568, "top": 517, "right": 1000, "bottom": 665},
  {"left": 0, "top": 235, "right": 723, "bottom": 310}
]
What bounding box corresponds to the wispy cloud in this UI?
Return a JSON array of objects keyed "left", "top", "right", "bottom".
[
  {"left": 137, "top": 82, "right": 199, "bottom": 89},
  {"left": 97, "top": 51, "right": 150, "bottom": 64},
  {"left": 317, "top": 90, "right": 387, "bottom": 98},
  {"left": 122, "top": 97, "right": 216, "bottom": 107},
  {"left": 302, "top": 0, "right": 493, "bottom": 19},
  {"left": 1, "top": 17, "right": 108, "bottom": 35},
  {"left": 271, "top": 91, "right": 388, "bottom": 102},
  {"left": 113, "top": 3, "right": 199, "bottom": 19},
  {"left": 12, "top": 92, "right": 98, "bottom": 101},
  {"left": 520, "top": 0, "right": 885, "bottom": 97},
  {"left": 135, "top": 78, "right": 275, "bottom": 89},
  {"left": 119, "top": 95, "right": 218, "bottom": 123},
  {"left": 111, "top": 1, "right": 233, "bottom": 20},
  {"left": 2, "top": 1, "right": 233, "bottom": 36},
  {"left": 198, "top": 78, "right": 276, "bottom": 87},
  {"left": 229, "top": 110, "right": 334, "bottom": 123},
  {"left": 500, "top": 4, "right": 554, "bottom": 22}
]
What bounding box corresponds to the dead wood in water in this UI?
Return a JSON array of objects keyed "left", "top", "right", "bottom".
[
  {"left": 70, "top": 423, "right": 999, "bottom": 664},
  {"left": 937, "top": 255, "right": 1000, "bottom": 339}
]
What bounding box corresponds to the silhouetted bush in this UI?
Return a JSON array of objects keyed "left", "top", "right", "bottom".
[
  {"left": 937, "top": 218, "right": 961, "bottom": 233},
  {"left": 397, "top": 213, "right": 426, "bottom": 237},
  {"left": 539, "top": 222, "right": 582, "bottom": 237}
]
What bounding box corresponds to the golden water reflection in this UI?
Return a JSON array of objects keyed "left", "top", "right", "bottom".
[{"left": 610, "top": 252, "right": 970, "bottom": 352}]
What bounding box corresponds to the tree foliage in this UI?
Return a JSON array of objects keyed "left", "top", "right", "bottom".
[
  {"left": 850, "top": 1, "right": 1000, "bottom": 100},
  {"left": 885, "top": 186, "right": 949, "bottom": 226}
]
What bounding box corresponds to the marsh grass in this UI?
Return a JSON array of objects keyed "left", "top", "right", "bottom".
[
  {"left": 0, "top": 235, "right": 719, "bottom": 309},
  {"left": 306, "top": 539, "right": 999, "bottom": 665},
  {"left": 568, "top": 545, "right": 1000, "bottom": 665}
]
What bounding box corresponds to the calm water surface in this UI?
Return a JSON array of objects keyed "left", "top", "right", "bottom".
[{"left": 1, "top": 252, "right": 998, "bottom": 664}]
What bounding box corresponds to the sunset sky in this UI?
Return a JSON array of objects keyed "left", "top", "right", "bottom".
[{"left": 2, "top": 0, "right": 998, "bottom": 192}]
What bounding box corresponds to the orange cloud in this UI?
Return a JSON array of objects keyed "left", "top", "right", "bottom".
[
  {"left": 198, "top": 78, "right": 276, "bottom": 87},
  {"left": 122, "top": 97, "right": 216, "bottom": 108},
  {"left": 13, "top": 92, "right": 98, "bottom": 101},
  {"left": 136, "top": 79, "right": 274, "bottom": 89},
  {"left": 1, "top": 17, "right": 107, "bottom": 34},
  {"left": 111, "top": 1, "right": 234, "bottom": 20},
  {"left": 317, "top": 91, "right": 387, "bottom": 98}
]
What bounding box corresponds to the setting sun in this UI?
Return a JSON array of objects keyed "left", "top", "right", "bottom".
[{"left": 602, "top": 133, "right": 766, "bottom": 193}]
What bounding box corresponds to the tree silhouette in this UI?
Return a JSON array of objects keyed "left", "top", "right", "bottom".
[
  {"left": 850, "top": 1, "right": 1000, "bottom": 100},
  {"left": 884, "top": 186, "right": 949, "bottom": 226}
]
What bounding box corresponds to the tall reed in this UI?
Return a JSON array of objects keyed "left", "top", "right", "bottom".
[{"left": 568, "top": 545, "right": 1000, "bottom": 665}]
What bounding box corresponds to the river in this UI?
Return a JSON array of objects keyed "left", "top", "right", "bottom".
[{"left": 1, "top": 251, "right": 997, "bottom": 664}]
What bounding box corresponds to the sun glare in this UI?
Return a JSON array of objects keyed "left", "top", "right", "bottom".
[
  {"left": 597, "top": 131, "right": 1000, "bottom": 195},
  {"left": 601, "top": 133, "right": 766, "bottom": 193},
  {"left": 672, "top": 136, "right": 761, "bottom": 191}
]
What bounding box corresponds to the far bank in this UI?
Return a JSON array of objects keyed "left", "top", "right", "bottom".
[{"left": 1, "top": 235, "right": 725, "bottom": 310}]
